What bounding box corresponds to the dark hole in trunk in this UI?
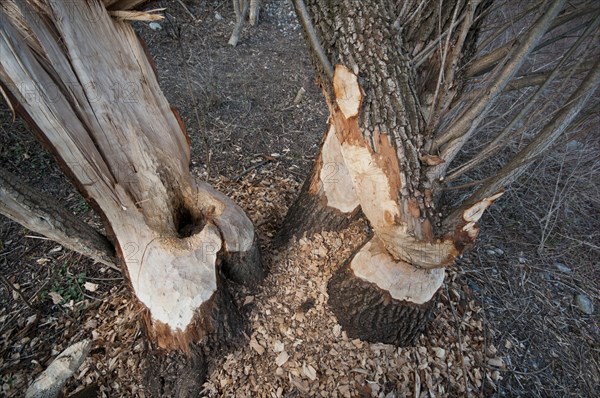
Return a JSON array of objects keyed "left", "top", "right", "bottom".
[{"left": 176, "top": 205, "right": 205, "bottom": 238}]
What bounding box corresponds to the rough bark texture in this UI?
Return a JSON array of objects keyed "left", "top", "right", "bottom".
[
  {"left": 221, "top": 234, "right": 264, "bottom": 286},
  {"left": 144, "top": 345, "right": 208, "bottom": 398},
  {"left": 328, "top": 262, "right": 437, "bottom": 346},
  {"left": 304, "top": 1, "right": 428, "bottom": 218},
  {"left": 291, "top": 1, "right": 460, "bottom": 254},
  {"left": 286, "top": 0, "right": 492, "bottom": 345},
  {"left": 0, "top": 168, "right": 116, "bottom": 267}
]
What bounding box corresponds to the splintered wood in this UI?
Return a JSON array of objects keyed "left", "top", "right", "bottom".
[{"left": 462, "top": 191, "right": 505, "bottom": 239}]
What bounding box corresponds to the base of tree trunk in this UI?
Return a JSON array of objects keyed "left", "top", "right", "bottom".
[
  {"left": 205, "top": 276, "right": 247, "bottom": 343},
  {"left": 327, "top": 263, "right": 438, "bottom": 346},
  {"left": 143, "top": 276, "right": 248, "bottom": 396},
  {"left": 278, "top": 123, "right": 360, "bottom": 245},
  {"left": 142, "top": 274, "right": 245, "bottom": 351},
  {"left": 277, "top": 176, "right": 359, "bottom": 246},
  {"left": 144, "top": 344, "right": 207, "bottom": 398},
  {"left": 221, "top": 234, "right": 264, "bottom": 286}
]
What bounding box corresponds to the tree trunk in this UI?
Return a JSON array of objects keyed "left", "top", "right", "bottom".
[
  {"left": 0, "top": 0, "right": 262, "bottom": 354},
  {"left": 278, "top": 126, "right": 360, "bottom": 244},
  {"left": 284, "top": 0, "right": 453, "bottom": 344},
  {"left": 328, "top": 237, "right": 442, "bottom": 345},
  {"left": 286, "top": 0, "right": 506, "bottom": 344}
]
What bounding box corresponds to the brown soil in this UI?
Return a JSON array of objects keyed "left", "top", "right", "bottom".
[{"left": 1, "top": 1, "right": 598, "bottom": 397}]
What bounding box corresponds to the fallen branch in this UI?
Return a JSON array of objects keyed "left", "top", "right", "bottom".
[
  {"left": 25, "top": 340, "right": 92, "bottom": 398},
  {"left": 232, "top": 154, "right": 284, "bottom": 181}
]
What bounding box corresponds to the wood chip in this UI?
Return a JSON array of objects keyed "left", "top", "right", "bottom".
[
  {"left": 488, "top": 358, "right": 505, "bottom": 368},
  {"left": 275, "top": 351, "right": 289, "bottom": 367},
  {"left": 250, "top": 338, "right": 265, "bottom": 355},
  {"left": 84, "top": 282, "right": 98, "bottom": 292},
  {"left": 302, "top": 363, "right": 317, "bottom": 381}
]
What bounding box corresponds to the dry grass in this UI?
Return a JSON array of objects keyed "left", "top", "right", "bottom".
[{"left": 466, "top": 132, "right": 600, "bottom": 396}]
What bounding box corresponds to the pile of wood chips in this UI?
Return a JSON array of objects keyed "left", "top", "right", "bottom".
[
  {"left": 3, "top": 169, "right": 507, "bottom": 397},
  {"left": 202, "top": 223, "right": 505, "bottom": 397},
  {"left": 65, "top": 288, "right": 148, "bottom": 397}
]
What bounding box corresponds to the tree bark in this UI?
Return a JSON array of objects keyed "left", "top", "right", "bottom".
[
  {"left": 287, "top": 0, "right": 501, "bottom": 344},
  {"left": 328, "top": 237, "right": 441, "bottom": 346},
  {"left": 0, "top": 0, "right": 262, "bottom": 353},
  {"left": 0, "top": 168, "right": 117, "bottom": 268}
]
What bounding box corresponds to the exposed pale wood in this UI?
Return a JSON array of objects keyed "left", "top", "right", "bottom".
[
  {"left": 0, "top": 0, "right": 261, "bottom": 351},
  {"left": 459, "top": 191, "right": 504, "bottom": 239},
  {"left": 133, "top": 223, "right": 221, "bottom": 333},
  {"left": 108, "top": 9, "right": 164, "bottom": 21},
  {"left": 331, "top": 65, "right": 458, "bottom": 269},
  {"left": 350, "top": 237, "right": 444, "bottom": 304},
  {"left": 318, "top": 126, "right": 359, "bottom": 213},
  {"left": 278, "top": 124, "right": 361, "bottom": 244},
  {"left": 293, "top": 1, "right": 515, "bottom": 267},
  {"left": 195, "top": 181, "right": 255, "bottom": 253},
  {"left": 328, "top": 256, "right": 438, "bottom": 346},
  {"left": 333, "top": 65, "right": 362, "bottom": 119}
]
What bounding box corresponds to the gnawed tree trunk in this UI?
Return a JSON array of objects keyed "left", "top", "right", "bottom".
[
  {"left": 0, "top": 0, "right": 262, "bottom": 356},
  {"left": 278, "top": 126, "right": 360, "bottom": 244},
  {"left": 286, "top": 0, "right": 599, "bottom": 345}
]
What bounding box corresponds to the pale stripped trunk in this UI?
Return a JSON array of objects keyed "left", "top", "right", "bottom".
[{"left": 0, "top": 0, "right": 262, "bottom": 351}]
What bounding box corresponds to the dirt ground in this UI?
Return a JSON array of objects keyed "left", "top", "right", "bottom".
[{"left": 0, "top": 1, "right": 598, "bottom": 397}]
